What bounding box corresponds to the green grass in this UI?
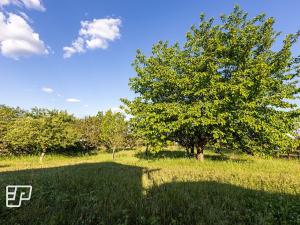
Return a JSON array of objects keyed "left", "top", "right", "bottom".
[{"left": 0, "top": 150, "right": 299, "bottom": 225}]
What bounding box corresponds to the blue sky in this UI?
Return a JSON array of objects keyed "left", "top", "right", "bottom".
[{"left": 1, "top": 0, "right": 300, "bottom": 117}]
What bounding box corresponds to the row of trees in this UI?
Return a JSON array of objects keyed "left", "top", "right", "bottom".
[{"left": 0, "top": 105, "right": 132, "bottom": 159}]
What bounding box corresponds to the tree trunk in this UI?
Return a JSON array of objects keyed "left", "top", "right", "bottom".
[
  {"left": 145, "top": 144, "right": 149, "bottom": 156},
  {"left": 185, "top": 147, "right": 190, "bottom": 156},
  {"left": 190, "top": 146, "right": 194, "bottom": 156},
  {"left": 196, "top": 146, "right": 204, "bottom": 161},
  {"left": 39, "top": 150, "right": 46, "bottom": 163},
  {"left": 195, "top": 138, "right": 207, "bottom": 161},
  {"left": 112, "top": 147, "right": 116, "bottom": 160}
]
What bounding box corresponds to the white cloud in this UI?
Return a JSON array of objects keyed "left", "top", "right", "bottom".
[
  {"left": 41, "top": 87, "right": 53, "bottom": 93},
  {"left": 66, "top": 98, "right": 81, "bottom": 103},
  {"left": 0, "top": 0, "right": 45, "bottom": 11},
  {"left": 63, "top": 37, "right": 85, "bottom": 58},
  {"left": 63, "top": 18, "right": 121, "bottom": 58},
  {"left": 0, "top": 12, "right": 48, "bottom": 59},
  {"left": 110, "top": 107, "right": 124, "bottom": 114},
  {"left": 83, "top": 104, "right": 89, "bottom": 107},
  {"left": 21, "top": 0, "right": 45, "bottom": 11}
]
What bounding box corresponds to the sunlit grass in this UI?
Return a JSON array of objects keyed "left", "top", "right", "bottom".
[{"left": 0, "top": 149, "right": 299, "bottom": 225}]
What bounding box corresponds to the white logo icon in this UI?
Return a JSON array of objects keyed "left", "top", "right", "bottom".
[{"left": 6, "top": 185, "right": 32, "bottom": 208}]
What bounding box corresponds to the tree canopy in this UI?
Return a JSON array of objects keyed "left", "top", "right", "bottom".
[
  {"left": 0, "top": 107, "right": 130, "bottom": 158},
  {"left": 122, "top": 6, "right": 300, "bottom": 160},
  {"left": 3, "top": 110, "right": 79, "bottom": 157},
  {"left": 100, "top": 110, "right": 128, "bottom": 151}
]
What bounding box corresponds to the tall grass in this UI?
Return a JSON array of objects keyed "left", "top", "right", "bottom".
[{"left": 0, "top": 150, "right": 299, "bottom": 225}]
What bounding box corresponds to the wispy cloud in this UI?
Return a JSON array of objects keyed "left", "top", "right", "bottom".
[
  {"left": 63, "top": 37, "right": 85, "bottom": 58},
  {"left": 41, "top": 87, "right": 54, "bottom": 93},
  {"left": 63, "top": 17, "right": 121, "bottom": 58},
  {"left": 66, "top": 98, "right": 81, "bottom": 103},
  {"left": 0, "top": 0, "right": 46, "bottom": 11}
]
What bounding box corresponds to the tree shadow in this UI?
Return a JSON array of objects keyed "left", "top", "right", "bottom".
[
  {"left": 57, "top": 150, "right": 99, "bottom": 157},
  {"left": 147, "top": 181, "right": 300, "bottom": 225},
  {"left": 0, "top": 164, "right": 9, "bottom": 168},
  {"left": 52, "top": 145, "right": 98, "bottom": 157},
  {"left": 0, "top": 162, "right": 146, "bottom": 225},
  {"left": 204, "top": 154, "right": 251, "bottom": 163},
  {"left": 135, "top": 150, "right": 250, "bottom": 163},
  {"left": 135, "top": 150, "right": 187, "bottom": 159},
  {"left": 0, "top": 162, "right": 298, "bottom": 225}
]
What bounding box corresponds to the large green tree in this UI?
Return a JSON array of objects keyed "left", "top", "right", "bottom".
[{"left": 122, "top": 6, "right": 300, "bottom": 160}]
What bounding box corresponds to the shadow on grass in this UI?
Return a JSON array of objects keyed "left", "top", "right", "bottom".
[
  {"left": 53, "top": 146, "right": 99, "bottom": 157},
  {"left": 135, "top": 150, "right": 187, "bottom": 159},
  {"left": 135, "top": 150, "right": 250, "bottom": 163},
  {"left": 58, "top": 150, "right": 99, "bottom": 157},
  {"left": 205, "top": 154, "right": 251, "bottom": 163},
  {"left": 0, "top": 162, "right": 298, "bottom": 225},
  {"left": 0, "top": 164, "right": 9, "bottom": 168}
]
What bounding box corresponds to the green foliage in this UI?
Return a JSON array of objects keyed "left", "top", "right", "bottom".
[
  {"left": 0, "top": 105, "right": 25, "bottom": 154},
  {"left": 76, "top": 114, "right": 103, "bottom": 150},
  {"left": 3, "top": 109, "right": 79, "bottom": 155},
  {"left": 0, "top": 106, "right": 131, "bottom": 156},
  {"left": 100, "top": 110, "right": 128, "bottom": 150},
  {"left": 3, "top": 116, "right": 40, "bottom": 154},
  {"left": 123, "top": 6, "right": 300, "bottom": 157},
  {"left": 0, "top": 105, "right": 24, "bottom": 137}
]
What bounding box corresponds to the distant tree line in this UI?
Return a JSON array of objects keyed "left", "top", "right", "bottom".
[{"left": 0, "top": 105, "right": 135, "bottom": 160}]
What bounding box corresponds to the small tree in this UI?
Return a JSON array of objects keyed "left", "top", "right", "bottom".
[
  {"left": 100, "top": 110, "right": 127, "bottom": 158},
  {"left": 122, "top": 6, "right": 300, "bottom": 160},
  {"left": 76, "top": 114, "right": 102, "bottom": 150}
]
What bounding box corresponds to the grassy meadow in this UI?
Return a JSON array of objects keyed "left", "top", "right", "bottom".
[{"left": 0, "top": 149, "right": 299, "bottom": 225}]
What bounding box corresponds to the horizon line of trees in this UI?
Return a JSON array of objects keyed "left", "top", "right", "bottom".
[
  {"left": 1, "top": 102, "right": 299, "bottom": 160},
  {"left": 0, "top": 105, "right": 137, "bottom": 160}
]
